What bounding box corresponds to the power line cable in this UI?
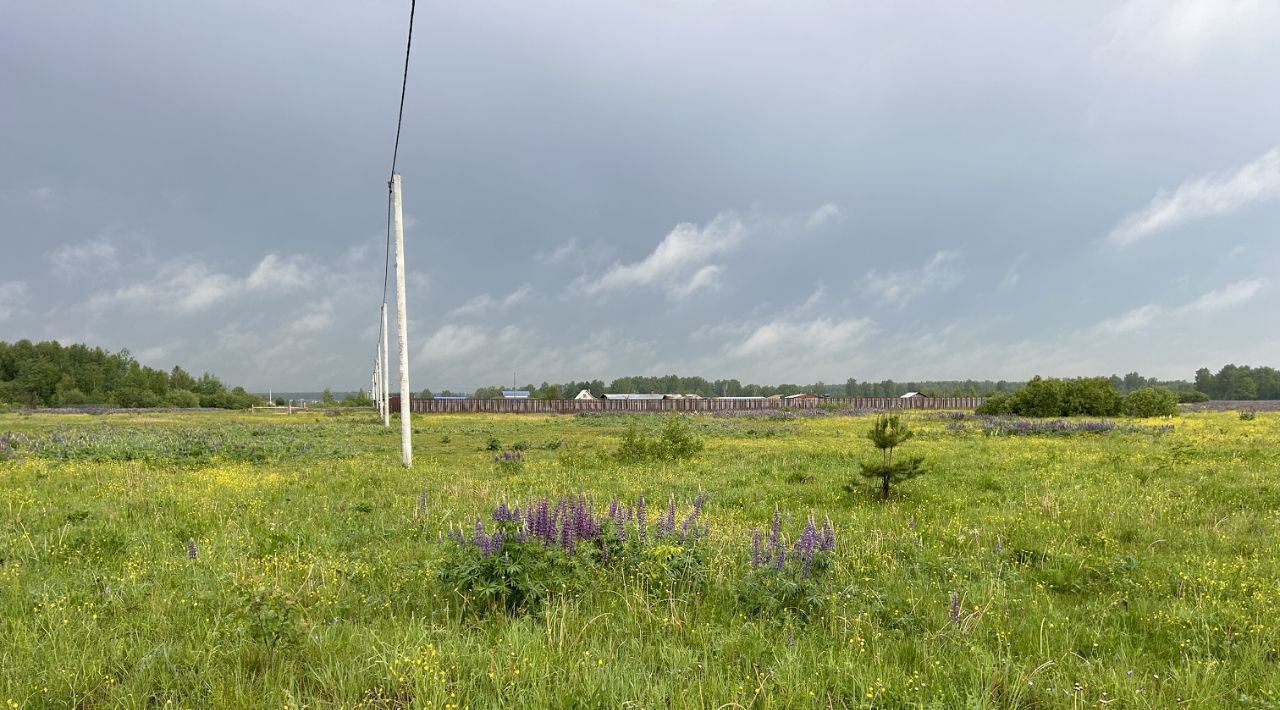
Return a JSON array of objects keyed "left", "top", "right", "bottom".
[{"left": 377, "top": 0, "right": 417, "bottom": 351}]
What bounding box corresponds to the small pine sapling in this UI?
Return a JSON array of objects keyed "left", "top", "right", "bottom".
[{"left": 848, "top": 414, "right": 926, "bottom": 499}]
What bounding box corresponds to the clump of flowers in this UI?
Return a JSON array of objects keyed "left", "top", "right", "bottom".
[
  {"left": 736, "top": 508, "right": 838, "bottom": 618},
  {"left": 437, "top": 493, "right": 709, "bottom": 614},
  {"left": 493, "top": 450, "right": 523, "bottom": 472}
]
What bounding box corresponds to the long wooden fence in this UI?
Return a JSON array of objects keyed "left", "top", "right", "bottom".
[{"left": 387, "top": 396, "right": 985, "bottom": 414}]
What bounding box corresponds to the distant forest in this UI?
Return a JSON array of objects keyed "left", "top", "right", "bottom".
[
  {"left": 454, "top": 369, "right": 1267, "bottom": 400},
  {"left": 0, "top": 340, "right": 263, "bottom": 408}
]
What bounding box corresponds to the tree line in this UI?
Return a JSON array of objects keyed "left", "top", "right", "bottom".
[
  {"left": 0, "top": 340, "right": 263, "bottom": 409},
  {"left": 437, "top": 370, "right": 1224, "bottom": 401},
  {"left": 1193, "top": 364, "right": 1280, "bottom": 401}
]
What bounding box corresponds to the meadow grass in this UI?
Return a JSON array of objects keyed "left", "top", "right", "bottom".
[{"left": 1, "top": 409, "right": 1278, "bottom": 708}]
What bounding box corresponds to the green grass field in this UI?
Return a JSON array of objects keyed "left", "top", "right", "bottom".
[{"left": 2, "top": 409, "right": 1278, "bottom": 708}]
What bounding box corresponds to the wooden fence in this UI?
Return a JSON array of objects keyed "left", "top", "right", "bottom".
[{"left": 386, "top": 396, "right": 985, "bottom": 414}]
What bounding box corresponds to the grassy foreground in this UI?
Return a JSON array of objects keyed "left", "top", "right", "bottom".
[{"left": 1, "top": 409, "right": 1279, "bottom": 708}]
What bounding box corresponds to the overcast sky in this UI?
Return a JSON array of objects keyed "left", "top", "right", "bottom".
[{"left": 3, "top": 1, "right": 1279, "bottom": 391}]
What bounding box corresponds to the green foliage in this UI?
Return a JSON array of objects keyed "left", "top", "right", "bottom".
[
  {"left": 321, "top": 387, "right": 335, "bottom": 405},
  {"left": 1122, "top": 387, "right": 1179, "bottom": 417},
  {"left": 0, "top": 340, "right": 260, "bottom": 408},
  {"left": 977, "top": 376, "right": 1122, "bottom": 417},
  {"left": 849, "top": 414, "right": 926, "bottom": 499},
  {"left": 1240, "top": 409, "right": 1257, "bottom": 421},
  {"left": 230, "top": 582, "right": 304, "bottom": 653},
  {"left": 732, "top": 561, "right": 832, "bottom": 618},
  {"left": 613, "top": 417, "right": 704, "bottom": 463},
  {"left": 437, "top": 533, "right": 582, "bottom": 614},
  {"left": 4, "top": 409, "right": 1280, "bottom": 706},
  {"left": 1195, "top": 364, "right": 1280, "bottom": 400},
  {"left": 1178, "top": 390, "right": 1210, "bottom": 403}
]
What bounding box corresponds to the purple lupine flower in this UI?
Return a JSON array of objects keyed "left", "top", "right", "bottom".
[
  {"left": 608, "top": 496, "right": 620, "bottom": 519},
  {"left": 494, "top": 499, "right": 511, "bottom": 521},
  {"left": 993, "top": 538, "right": 1003, "bottom": 554},
  {"left": 795, "top": 515, "right": 818, "bottom": 577},
  {"left": 665, "top": 497, "right": 677, "bottom": 537},
  {"left": 819, "top": 517, "right": 836, "bottom": 552},
  {"left": 418, "top": 489, "right": 428, "bottom": 518},
  {"left": 949, "top": 592, "right": 961, "bottom": 624},
  {"left": 559, "top": 515, "right": 575, "bottom": 554},
  {"left": 187, "top": 538, "right": 198, "bottom": 560},
  {"left": 679, "top": 507, "right": 699, "bottom": 542},
  {"left": 600, "top": 539, "right": 610, "bottom": 563},
  {"left": 751, "top": 529, "right": 762, "bottom": 568},
  {"left": 769, "top": 506, "right": 782, "bottom": 549},
  {"left": 694, "top": 491, "right": 704, "bottom": 515},
  {"left": 637, "top": 494, "right": 647, "bottom": 544},
  {"left": 774, "top": 538, "right": 786, "bottom": 571}
]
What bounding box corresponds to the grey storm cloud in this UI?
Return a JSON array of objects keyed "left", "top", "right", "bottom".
[{"left": 3, "top": 0, "right": 1280, "bottom": 390}]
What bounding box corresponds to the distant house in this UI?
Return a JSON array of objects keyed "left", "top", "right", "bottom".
[
  {"left": 603, "top": 393, "right": 665, "bottom": 401},
  {"left": 900, "top": 392, "right": 926, "bottom": 399},
  {"left": 785, "top": 393, "right": 821, "bottom": 400},
  {"left": 436, "top": 396, "right": 467, "bottom": 400},
  {"left": 574, "top": 389, "right": 597, "bottom": 400},
  {"left": 662, "top": 393, "right": 704, "bottom": 400},
  {"left": 502, "top": 390, "right": 531, "bottom": 400},
  {"left": 715, "top": 396, "right": 768, "bottom": 401}
]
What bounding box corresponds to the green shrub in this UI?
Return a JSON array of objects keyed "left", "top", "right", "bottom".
[
  {"left": 848, "top": 414, "right": 926, "bottom": 499},
  {"left": 1178, "top": 390, "right": 1210, "bottom": 403},
  {"left": 976, "top": 376, "right": 1121, "bottom": 417},
  {"left": 1122, "top": 387, "right": 1179, "bottom": 417},
  {"left": 614, "top": 417, "right": 704, "bottom": 463},
  {"left": 166, "top": 389, "right": 200, "bottom": 408}
]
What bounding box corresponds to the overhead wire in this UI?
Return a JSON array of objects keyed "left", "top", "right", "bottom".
[{"left": 377, "top": 0, "right": 418, "bottom": 368}]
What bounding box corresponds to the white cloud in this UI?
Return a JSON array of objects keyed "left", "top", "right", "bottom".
[
  {"left": 449, "top": 294, "right": 494, "bottom": 317},
  {"left": 287, "top": 300, "right": 335, "bottom": 336},
  {"left": 1102, "top": 0, "right": 1278, "bottom": 65},
  {"left": 1109, "top": 147, "right": 1280, "bottom": 245},
  {"left": 0, "top": 281, "right": 27, "bottom": 320},
  {"left": 448, "top": 285, "right": 534, "bottom": 318},
  {"left": 1091, "top": 303, "right": 1163, "bottom": 335},
  {"left": 576, "top": 211, "right": 745, "bottom": 299},
  {"left": 806, "top": 202, "right": 842, "bottom": 228},
  {"left": 729, "top": 316, "right": 874, "bottom": 359},
  {"left": 1175, "top": 277, "right": 1267, "bottom": 314},
  {"left": 87, "top": 251, "right": 318, "bottom": 315},
  {"left": 501, "top": 284, "right": 534, "bottom": 308},
  {"left": 669, "top": 265, "right": 723, "bottom": 299},
  {"left": 419, "top": 324, "right": 490, "bottom": 362},
  {"left": 247, "top": 254, "right": 310, "bottom": 291},
  {"left": 535, "top": 239, "right": 580, "bottom": 265},
  {"left": 1088, "top": 277, "right": 1267, "bottom": 335},
  {"left": 864, "top": 250, "right": 963, "bottom": 307},
  {"left": 49, "top": 238, "right": 119, "bottom": 276}
]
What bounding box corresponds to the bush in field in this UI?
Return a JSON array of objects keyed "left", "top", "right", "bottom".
[
  {"left": 614, "top": 417, "right": 704, "bottom": 463},
  {"left": 848, "top": 414, "right": 926, "bottom": 499},
  {"left": 734, "top": 509, "right": 837, "bottom": 618},
  {"left": 166, "top": 389, "right": 200, "bottom": 408},
  {"left": 977, "top": 376, "right": 1121, "bottom": 417},
  {"left": 437, "top": 495, "right": 708, "bottom": 614},
  {"left": 1178, "top": 390, "right": 1210, "bottom": 403},
  {"left": 1121, "top": 387, "right": 1179, "bottom": 417}
]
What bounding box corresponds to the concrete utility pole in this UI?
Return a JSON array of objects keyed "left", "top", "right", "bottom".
[
  {"left": 381, "top": 303, "right": 390, "bottom": 428},
  {"left": 391, "top": 173, "right": 412, "bottom": 466}
]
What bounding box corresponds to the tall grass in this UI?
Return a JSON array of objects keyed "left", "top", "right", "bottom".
[{"left": 1, "top": 409, "right": 1278, "bottom": 707}]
